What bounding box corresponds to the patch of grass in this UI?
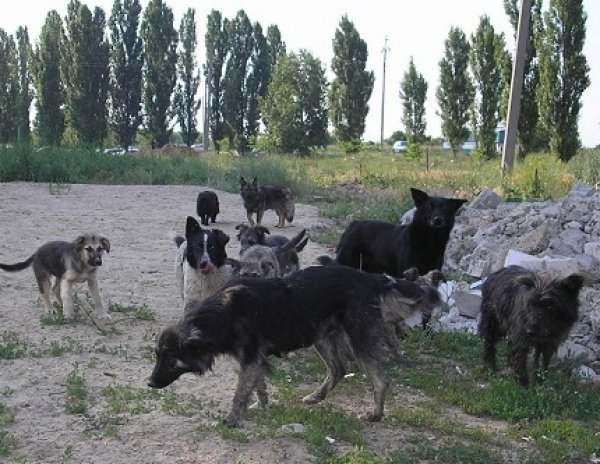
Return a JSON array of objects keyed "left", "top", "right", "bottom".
[
  {"left": 108, "top": 302, "right": 156, "bottom": 321},
  {"left": 388, "top": 437, "right": 505, "bottom": 464},
  {"left": 40, "top": 311, "right": 72, "bottom": 326},
  {"left": 65, "top": 365, "right": 88, "bottom": 415},
  {"left": 0, "top": 331, "right": 26, "bottom": 359},
  {"left": 0, "top": 402, "right": 16, "bottom": 457},
  {"left": 83, "top": 412, "right": 124, "bottom": 439},
  {"left": 252, "top": 403, "right": 364, "bottom": 461},
  {"left": 102, "top": 385, "right": 159, "bottom": 415},
  {"left": 29, "top": 337, "right": 81, "bottom": 358}
]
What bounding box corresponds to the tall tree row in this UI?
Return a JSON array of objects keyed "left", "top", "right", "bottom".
[
  {"left": 140, "top": 0, "right": 178, "bottom": 148},
  {"left": 15, "top": 27, "right": 33, "bottom": 143},
  {"left": 109, "top": 0, "right": 144, "bottom": 152},
  {"left": 32, "top": 11, "right": 65, "bottom": 146},
  {"left": 436, "top": 27, "right": 473, "bottom": 156},
  {"left": 0, "top": 29, "right": 18, "bottom": 143},
  {"left": 174, "top": 8, "right": 201, "bottom": 147},
  {"left": 536, "top": 0, "right": 589, "bottom": 162},
  {"left": 470, "top": 15, "right": 510, "bottom": 158},
  {"left": 329, "top": 15, "right": 374, "bottom": 144},
  {"left": 400, "top": 57, "right": 428, "bottom": 144},
  {"left": 62, "top": 0, "right": 110, "bottom": 146}
]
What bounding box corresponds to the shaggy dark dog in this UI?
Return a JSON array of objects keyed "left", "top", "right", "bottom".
[
  {"left": 329, "top": 188, "right": 466, "bottom": 276},
  {"left": 196, "top": 190, "right": 220, "bottom": 226},
  {"left": 240, "top": 176, "right": 295, "bottom": 228},
  {"left": 148, "top": 265, "right": 442, "bottom": 427},
  {"left": 235, "top": 224, "right": 308, "bottom": 274},
  {"left": 478, "top": 265, "right": 584, "bottom": 386}
]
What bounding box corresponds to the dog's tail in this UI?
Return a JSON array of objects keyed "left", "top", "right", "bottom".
[
  {"left": 280, "top": 229, "right": 307, "bottom": 253},
  {"left": 0, "top": 255, "right": 34, "bottom": 272}
]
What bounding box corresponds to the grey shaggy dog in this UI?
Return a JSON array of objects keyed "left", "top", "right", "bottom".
[
  {"left": 238, "top": 245, "right": 281, "bottom": 278},
  {"left": 0, "top": 234, "right": 111, "bottom": 319},
  {"left": 479, "top": 265, "right": 584, "bottom": 386}
]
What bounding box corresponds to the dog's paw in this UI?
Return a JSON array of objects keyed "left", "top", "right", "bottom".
[
  {"left": 222, "top": 414, "right": 240, "bottom": 428},
  {"left": 360, "top": 411, "right": 383, "bottom": 422}
]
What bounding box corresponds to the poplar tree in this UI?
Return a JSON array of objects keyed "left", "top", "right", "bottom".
[
  {"left": 536, "top": 0, "right": 589, "bottom": 162},
  {"left": 174, "top": 8, "right": 201, "bottom": 147},
  {"left": 400, "top": 57, "right": 428, "bottom": 143},
  {"left": 436, "top": 27, "right": 473, "bottom": 155},
  {"left": 62, "top": 0, "right": 110, "bottom": 145},
  {"left": 15, "top": 27, "right": 33, "bottom": 143},
  {"left": 109, "top": 0, "right": 143, "bottom": 151},
  {"left": 141, "top": 0, "right": 178, "bottom": 148},
  {"left": 32, "top": 11, "right": 65, "bottom": 146},
  {"left": 329, "top": 15, "right": 374, "bottom": 143}
]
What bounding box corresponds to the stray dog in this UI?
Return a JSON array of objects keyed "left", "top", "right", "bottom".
[
  {"left": 196, "top": 190, "right": 220, "bottom": 226},
  {"left": 174, "top": 216, "right": 234, "bottom": 307},
  {"left": 401, "top": 267, "right": 446, "bottom": 329},
  {"left": 149, "top": 265, "right": 443, "bottom": 427},
  {"left": 326, "top": 188, "right": 466, "bottom": 276},
  {"left": 0, "top": 234, "right": 110, "bottom": 319},
  {"left": 479, "top": 265, "right": 584, "bottom": 386},
  {"left": 235, "top": 224, "right": 308, "bottom": 274},
  {"left": 238, "top": 245, "right": 281, "bottom": 278},
  {"left": 240, "top": 176, "right": 295, "bottom": 228}
]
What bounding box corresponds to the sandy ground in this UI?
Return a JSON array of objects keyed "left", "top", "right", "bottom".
[{"left": 0, "top": 182, "right": 334, "bottom": 463}]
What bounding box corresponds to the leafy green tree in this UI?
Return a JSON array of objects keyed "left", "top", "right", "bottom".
[
  {"left": 15, "top": 27, "right": 33, "bottom": 143},
  {"left": 266, "top": 25, "right": 285, "bottom": 77},
  {"left": 261, "top": 50, "right": 328, "bottom": 154},
  {"left": 400, "top": 57, "right": 428, "bottom": 143},
  {"left": 109, "top": 0, "right": 143, "bottom": 151},
  {"left": 141, "top": 0, "right": 178, "bottom": 148},
  {"left": 62, "top": 0, "right": 110, "bottom": 145},
  {"left": 0, "top": 29, "right": 18, "bottom": 143},
  {"left": 32, "top": 11, "right": 65, "bottom": 146},
  {"left": 536, "top": 0, "right": 589, "bottom": 162},
  {"left": 174, "top": 8, "right": 201, "bottom": 147},
  {"left": 504, "top": 0, "right": 545, "bottom": 156},
  {"left": 204, "top": 9, "right": 228, "bottom": 152},
  {"left": 386, "top": 130, "right": 406, "bottom": 144},
  {"left": 329, "top": 15, "right": 374, "bottom": 143},
  {"left": 470, "top": 15, "right": 509, "bottom": 158},
  {"left": 436, "top": 27, "right": 474, "bottom": 156}
]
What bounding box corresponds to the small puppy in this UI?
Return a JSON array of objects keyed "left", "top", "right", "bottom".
[
  {"left": 196, "top": 190, "right": 220, "bottom": 226},
  {"left": 235, "top": 224, "right": 308, "bottom": 275},
  {"left": 238, "top": 245, "right": 281, "bottom": 278},
  {"left": 174, "top": 216, "right": 234, "bottom": 308},
  {"left": 0, "top": 234, "right": 111, "bottom": 319}
]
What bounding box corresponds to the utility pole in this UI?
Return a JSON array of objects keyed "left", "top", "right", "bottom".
[
  {"left": 380, "top": 36, "right": 390, "bottom": 154},
  {"left": 502, "top": 0, "right": 532, "bottom": 172}
]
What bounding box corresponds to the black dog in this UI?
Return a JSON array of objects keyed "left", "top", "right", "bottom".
[
  {"left": 240, "top": 176, "right": 295, "bottom": 228},
  {"left": 196, "top": 190, "right": 220, "bottom": 226},
  {"left": 148, "top": 265, "right": 442, "bottom": 427},
  {"left": 479, "top": 265, "right": 584, "bottom": 386},
  {"left": 329, "top": 188, "right": 466, "bottom": 276}
]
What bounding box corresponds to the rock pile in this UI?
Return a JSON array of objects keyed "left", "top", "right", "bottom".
[{"left": 439, "top": 183, "right": 600, "bottom": 378}]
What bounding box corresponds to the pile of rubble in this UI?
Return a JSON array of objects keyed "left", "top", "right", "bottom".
[{"left": 438, "top": 183, "right": 600, "bottom": 378}]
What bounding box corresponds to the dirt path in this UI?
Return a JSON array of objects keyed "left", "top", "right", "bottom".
[{"left": 0, "top": 182, "right": 333, "bottom": 463}]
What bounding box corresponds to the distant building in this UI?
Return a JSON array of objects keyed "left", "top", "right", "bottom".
[{"left": 442, "top": 122, "right": 506, "bottom": 155}]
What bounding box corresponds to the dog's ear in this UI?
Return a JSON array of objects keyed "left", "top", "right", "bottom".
[
  {"left": 235, "top": 223, "right": 247, "bottom": 231},
  {"left": 514, "top": 273, "right": 536, "bottom": 289},
  {"left": 560, "top": 273, "right": 585, "bottom": 294},
  {"left": 214, "top": 230, "right": 230, "bottom": 246},
  {"left": 410, "top": 188, "right": 429, "bottom": 208},
  {"left": 74, "top": 235, "right": 87, "bottom": 251},
  {"left": 428, "top": 270, "right": 447, "bottom": 287},
  {"left": 402, "top": 267, "right": 419, "bottom": 281},
  {"left": 185, "top": 216, "right": 202, "bottom": 239},
  {"left": 240, "top": 176, "right": 246, "bottom": 187},
  {"left": 100, "top": 237, "right": 111, "bottom": 253},
  {"left": 449, "top": 198, "right": 468, "bottom": 215},
  {"left": 252, "top": 177, "right": 258, "bottom": 186},
  {"left": 256, "top": 226, "right": 270, "bottom": 238}
]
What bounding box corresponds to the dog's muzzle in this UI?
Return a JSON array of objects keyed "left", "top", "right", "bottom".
[{"left": 199, "top": 260, "right": 214, "bottom": 274}]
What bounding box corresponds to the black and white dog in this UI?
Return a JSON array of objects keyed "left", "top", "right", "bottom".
[{"left": 174, "top": 216, "right": 235, "bottom": 308}]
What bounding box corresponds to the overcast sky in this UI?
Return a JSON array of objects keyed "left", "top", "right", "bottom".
[{"left": 3, "top": 0, "right": 599, "bottom": 147}]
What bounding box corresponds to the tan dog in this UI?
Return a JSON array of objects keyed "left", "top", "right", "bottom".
[{"left": 0, "top": 234, "right": 111, "bottom": 319}]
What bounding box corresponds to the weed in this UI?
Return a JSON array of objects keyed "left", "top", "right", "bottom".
[
  {"left": 0, "top": 331, "right": 26, "bottom": 359},
  {"left": 108, "top": 302, "right": 155, "bottom": 321},
  {"left": 65, "top": 365, "right": 88, "bottom": 415}
]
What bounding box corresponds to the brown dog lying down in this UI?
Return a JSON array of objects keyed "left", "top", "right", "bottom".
[{"left": 148, "top": 264, "right": 443, "bottom": 427}]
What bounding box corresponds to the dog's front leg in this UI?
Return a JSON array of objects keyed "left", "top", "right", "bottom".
[
  {"left": 60, "top": 279, "right": 75, "bottom": 319},
  {"left": 224, "top": 361, "right": 263, "bottom": 427},
  {"left": 88, "top": 277, "right": 108, "bottom": 318},
  {"left": 246, "top": 210, "right": 255, "bottom": 226}
]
